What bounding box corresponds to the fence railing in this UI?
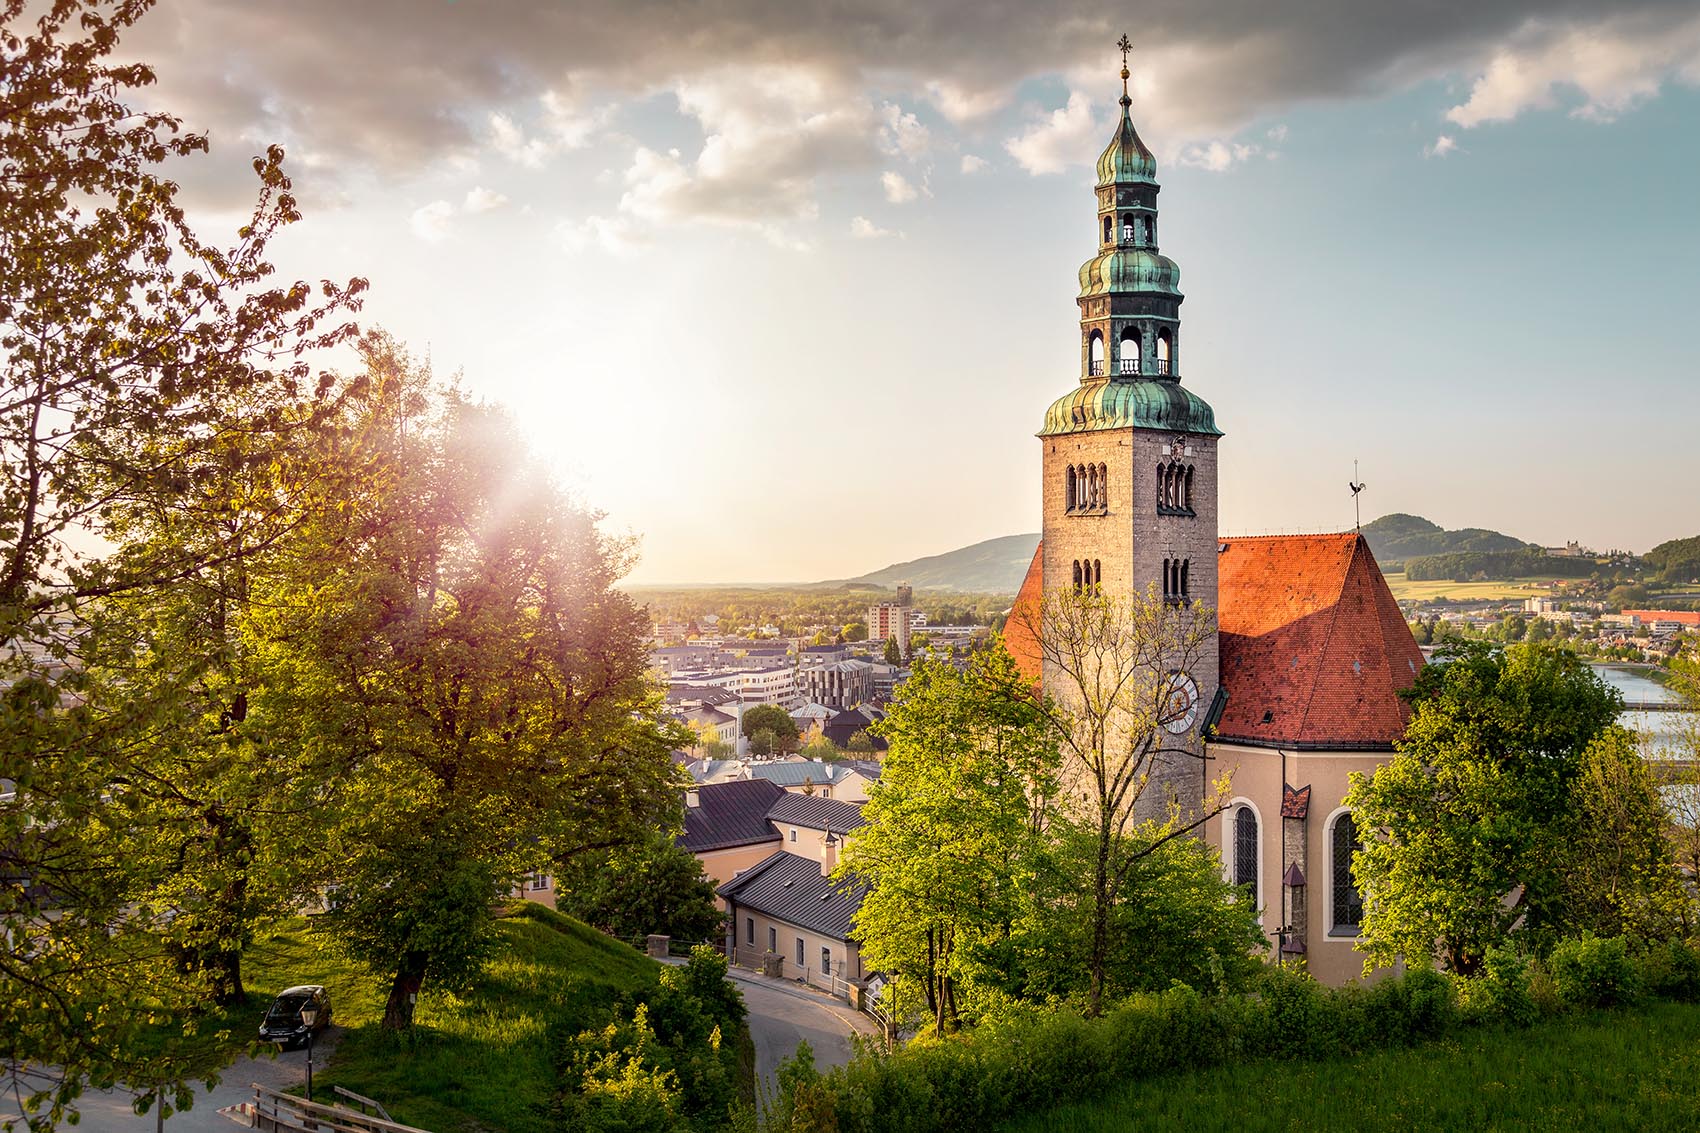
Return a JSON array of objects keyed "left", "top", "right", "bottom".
[{"left": 232, "top": 1083, "right": 433, "bottom": 1132}]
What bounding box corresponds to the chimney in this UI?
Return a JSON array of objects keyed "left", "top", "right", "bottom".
[
  {"left": 820, "top": 829, "right": 838, "bottom": 873},
  {"left": 685, "top": 788, "right": 700, "bottom": 809}
]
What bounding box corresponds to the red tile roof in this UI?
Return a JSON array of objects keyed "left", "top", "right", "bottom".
[
  {"left": 1002, "top": 533, "right": 1420, "bottom": 749},
  {"left": 1216, "top": 533, "right": 1423, "bottom": 749},
  {"left": 1006, "top": 543, "right": 1045, "bottom": 686}
]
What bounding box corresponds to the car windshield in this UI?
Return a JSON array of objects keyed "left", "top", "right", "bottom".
[{"left": 265, "top": 994, "right": 309, "bottom": 1022}]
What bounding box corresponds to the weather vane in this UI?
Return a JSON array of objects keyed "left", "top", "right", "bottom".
[
  {"left": 1117, "top": 34, "right": 1133, "bottom": 102},
  {"left": 1349, "top": 461, "right": 1367, "bottom": 532}
]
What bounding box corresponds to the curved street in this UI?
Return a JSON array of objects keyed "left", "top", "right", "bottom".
[{"left": 725, "top": 968, "right": 880, "bottom": 1099}]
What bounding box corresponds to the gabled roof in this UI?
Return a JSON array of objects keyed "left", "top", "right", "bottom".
[
  {"left": 748, "top": 760, "right": 854, "bottom": 788},
  {"left": 716, "top": 851, "right": 865, "bottom": 941},
  {"left": 767, "top": 794, "right": 865, "bottom": 835},
  {"left": 679, "top": 779, "right": 786, "bottom": 853},
  {"left": 1216, "top": 533, "right": 1423, "bottom": 750}
]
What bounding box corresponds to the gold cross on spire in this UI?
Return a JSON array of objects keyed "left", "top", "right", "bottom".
[{"left": 1117, "top": 33, "right": 1133, "bottom": 104}]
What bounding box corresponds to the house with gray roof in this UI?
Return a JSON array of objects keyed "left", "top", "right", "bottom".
[
  {"left": 718, "top": 849, "right": 867, "bottom": 990},
  {"left": 746, "top": 758, "right": 873, "bottom": 802}
]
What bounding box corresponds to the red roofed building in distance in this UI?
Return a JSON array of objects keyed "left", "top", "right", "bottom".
[{"left": 1008, "top": 52, "right": 1423, "bottom": 985}]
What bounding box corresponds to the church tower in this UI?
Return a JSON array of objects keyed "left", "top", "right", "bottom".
[{"left": 1036, "top": 39, "right": 1223, "bottom": 820}]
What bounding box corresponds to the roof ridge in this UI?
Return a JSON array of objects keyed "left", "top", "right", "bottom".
[{"left": 1291, "top": 534, "right": 1359, "bottom": 743}]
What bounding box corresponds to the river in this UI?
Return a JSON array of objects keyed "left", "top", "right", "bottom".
[{"left": 1591, "top": 665, "right": 1695, "bottom": 760}]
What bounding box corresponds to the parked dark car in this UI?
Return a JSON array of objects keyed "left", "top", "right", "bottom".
[{"left": 258, "top": 985, "right": 332, "bottom": 1049}]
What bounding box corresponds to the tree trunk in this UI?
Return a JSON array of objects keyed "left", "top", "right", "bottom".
[
  {"left": 383, "top": 952, "right": 428, "bottom": 1030},
  {"left": 923, "top": 928, "right": 938, "bottom": 1020},
  {"left": 1088, "top": 821, "right": 1111, "bottom": 1017}
]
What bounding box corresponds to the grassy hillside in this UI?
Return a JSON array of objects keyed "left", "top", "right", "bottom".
[
  {"left": 318, "top": 903, "right": 665, "bottom": 1133},
  {"left": 1002, "top": 1001, "right": 1700, "bottom": 1132},
  {"left": 834, "top": 533, "right": 1040, "bottom": 592},
  {"left": 1382, "top": 573, "right": 1557, "bottom": 603}
]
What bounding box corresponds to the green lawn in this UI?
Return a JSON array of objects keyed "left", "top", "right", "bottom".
[
  {"left": 314, "top": 903, "right": 664, "bottom": 1133},
  {"left": 1001, "top": 1002, "right": 1700, "bottom": 1133}
]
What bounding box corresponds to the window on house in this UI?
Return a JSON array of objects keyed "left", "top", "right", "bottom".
[
  {"left": 1233, "top": 806, "right": 1258, "bottom": 897},
  {"left": 529, "top": 874, "right": 551, "bottom": 891},
  {"left": 789, "top": 828, "right": 797, "bottom": 842},
  {"left": 821, "top": 947, "right": 832, "bottom": 976},
  {"left": 1332, "top": 812, "right": 1364, "bottom": 932},
  {"left": 796, "top": 938, "right": 806, "bottom": 966},
  {"left": 768, "top": 926, "right": 777, "bottom": 952},
  {"left": 746, "top": 917, "right": 755, "bottom": 945}
]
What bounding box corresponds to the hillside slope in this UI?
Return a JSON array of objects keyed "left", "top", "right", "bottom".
[
  {"left": 1362, "top": 513, "right": 1529, "bottom": 565},
  {"left": 833, "top": 533, "right": 1040, "bottom": 593}
]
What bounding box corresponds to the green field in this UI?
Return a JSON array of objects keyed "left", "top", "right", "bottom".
[
  {"left": 1001, "top": 1002, "right": 1700, "bottom": 1133},
  {"left": 1383, "top": 573, "right": 1558, "bottom": 603}
]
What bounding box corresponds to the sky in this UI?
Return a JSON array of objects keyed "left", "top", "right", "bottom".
[{"left": 122, "top": 0, "right": 1700, "bottom": 584}]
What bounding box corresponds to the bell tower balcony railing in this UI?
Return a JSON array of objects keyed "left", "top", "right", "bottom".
[
  {"left": 1118, "top": 358, "right": 1140, "bottom": 375},
  {"left": 1156, "top": 358, "right": 1172, "bottom": 375},
  {"left": 1088, "top": 360, "right": 1105, "bottom": 376}
]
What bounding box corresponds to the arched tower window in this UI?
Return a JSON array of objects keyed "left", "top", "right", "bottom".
[
  {"left": 1097, "top": 464, "right": 1107, "bottom": 508},
  {"left": 1331, "top": 812, "right": 1364, "bottom": 932},
  {"left": 1120, "top": 213, "right": 1135, "bottom": 242},
  {"left": 1161, "top": 558, "right": 1170, "bottom": 598},
  {"left": 1143, "top": 216, "right": 1155, "bottom": 244},
  {"left": 1072, "top": 560, "right": 1083, "bottom": 591},
  {"left": 1119, "top": 328, "right": 1140, "bottom": 375},
  {"left": 1233, "top": 806, "right": 1258, "bottom": 896},
  {"left": 1102, "top": 216, "right": 1112, "bottom": 244},
  {"left": 1155, "top": 465, "right": 1164, "bottom": 509},
  {"left": 1092, "top": 559, "right": 1102, "bottom": 589},
  {"left": 1180, "top": 559, "right": 1189, "bottom": 597},
  {"left": 1184, "top": 465, "right": 1195, "bottom": 511},
  {"left": 1066, "top": 465, "right": 1077, "bottom": 512},
  {"left": 1156, "top": 329, "right": 1172, "bottom": 375},
  {"left": 1088, "top": 331, "right": 1105, "bottom": 377}
]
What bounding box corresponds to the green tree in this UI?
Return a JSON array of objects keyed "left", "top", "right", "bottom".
[
  {"left": 1009, "top": 585, "right": 1227, "bottom": 1014},
  {"left": 800, "top": 736, "right": 844, "bottom": 762},
  {"left": 1, "top": 0, "right": 362, "bottom": 1118},
  {"left": 1346, "top": 642, "right": 1623, "bottom": 975},
  {"left": 846, "top": 730, "right": 877, "bottom": 754},
  {"left": 249, "top": 342, "right": 683, "bottom": 1030},
  {"left": 748, "top": 728, "right": 776, "bottom": 757},
  {"left": 742, "top": 703, "right": 799, "bottom": 753},
  {"left": 554, "top": 835, "right": 723, "bottom": 944},
  {"left": 842, "top": 621, "right": 868, "bottom": 642},
  {"left": 839, "top": 646, "right": 1059, "bottom": 1033},
  {"left": 883, "top": 636, "right": 902, "bottom": 666},
  {"left": 1562, "top": 727, "right": 1690, "bottom": 938}
]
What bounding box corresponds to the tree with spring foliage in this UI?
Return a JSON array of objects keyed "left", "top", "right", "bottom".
[
  {"left": 247, "top": 337, "right": 685, "bottom": 1030},
  {"left": 1346, "top": 642, "right": 1626, "bottom": 975},
  {"left": 1, "top": 0, "right": 362, "bottom": 1122},
  {"left": 1007, "top": 583, "right": 1228, "bottom": 1016},
  {"left": 836, "top": 644, "right": 1059, "bottom": 1034}
]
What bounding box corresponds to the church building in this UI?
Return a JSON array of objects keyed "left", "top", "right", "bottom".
[{"left": 1005, "top": 46, "right": 1423, "bottom": 985}]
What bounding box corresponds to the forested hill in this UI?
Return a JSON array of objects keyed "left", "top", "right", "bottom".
[
  {"left": 832, "top": 533, "right": 1040, "bottom": 592},
  {"left": 1361, "top": 514, "right": 1530, "bottom": 566}
]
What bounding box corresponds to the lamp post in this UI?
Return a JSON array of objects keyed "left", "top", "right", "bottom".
[{"left": 299, "top": 1002, "right": 318, "bottom": 1103}]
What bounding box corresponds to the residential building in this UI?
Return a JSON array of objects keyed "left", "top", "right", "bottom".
[
  {"left": 868, "top": 587, "right": 912, "bottom": 652},
  {"left": 679, "top": 779, "right": 787, "bottom": 891},
  {"left": 719, "top": 847, "right": 867, "bottom": 990},
  {"left": 747, "top": 758, "right": 873, "bottom": 802},
  {"left": 797, "top": 659, "right": 874, "bottom": 709},
  {"left": 823, "top": 706, "right": 885, "bottom": 751}
]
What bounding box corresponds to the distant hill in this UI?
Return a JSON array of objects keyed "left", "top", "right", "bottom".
[
  {"left": 1361, "top": 514, "right": 1530, "bottom": 566},
  {"left": 832, "top": 533, "right": 1040, "bottom": 593}
]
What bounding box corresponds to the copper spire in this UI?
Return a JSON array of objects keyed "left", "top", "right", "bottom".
[{"left": 1117, "top": 33, "right": 1133, "bottom": 108}]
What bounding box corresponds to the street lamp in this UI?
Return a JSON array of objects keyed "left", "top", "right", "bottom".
[{"left": 299, "top": 1002, "right": 319, "bottom": 1103}]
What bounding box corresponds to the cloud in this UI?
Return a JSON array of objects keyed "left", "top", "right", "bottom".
[
  {"left": 462, "top": 186, "right": 509, "bottom": 212},
  {"left": 1425, "top": 134, "right": 1459, "bottom": 157},
  {"left": 881, "top": 170, "right": 919, "bottom": 203},
  {"left": 850, "top": 216, "right": 897, "bottom": 238},
  {"left": 127, "top": 0, "right": 1700, "bottom": 206},
  {"left": 1444, "top": 14, "right": 1700, "bottom": 128},
  {"left": 557, "top": 214, "right": 648, "bottom": 255},
  {"left": 1004, "top": 91, "right": 1099, "bottom": 175},
  {"left": 409, "top": 200, "right": 455, "bottom": 242},
  {"left": 1266, "top": 124, "right": 1289, "bottom": 143},
  {"left": 1174, "top": 140, "right": 1263, "bottom": 171},
  {"left": 960, "top": 153, "right": 988, "bottom": 174}
]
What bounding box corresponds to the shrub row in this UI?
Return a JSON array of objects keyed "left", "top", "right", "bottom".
[{"left": 766, "top": 936, "right": 1700, "bottom": 1133}]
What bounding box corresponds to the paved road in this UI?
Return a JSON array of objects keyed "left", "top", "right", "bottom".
[
  {"left": 724, "top": 969, "right": 878, "bottom": 1099},
  {"left": 2, "top": 1031, "right": 336, "bottom": 1132}
]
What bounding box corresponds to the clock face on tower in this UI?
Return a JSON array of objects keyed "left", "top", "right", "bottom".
[{"left": 1163, "top": 671, "right": 1200, "bottom": 734}]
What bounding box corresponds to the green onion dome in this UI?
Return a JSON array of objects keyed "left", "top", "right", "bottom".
[
  {"left": 1096, "top": 106, "right": 1157, "bottom": 186},
  {"left": 1039, "top": 378, "right": 1221, "bottom": 438},
  {"left": 1077, "top": 247, "right": 1181, "bottom": 298}
]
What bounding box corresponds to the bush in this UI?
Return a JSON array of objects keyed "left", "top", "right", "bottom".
[
  {"left": 1635, "top": 939, "right": 1700, "bottom": 1003},
  {"left": 1550, "top": 936, "right": 1640, "bottom": 1008},
  {"left": 1461, "top": 947, "right": 1538, "bottom": 1027}
]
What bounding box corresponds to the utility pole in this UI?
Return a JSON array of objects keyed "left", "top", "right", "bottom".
[{"left": 1349, "top": 461, "right": 1367, "bottom": 532}]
